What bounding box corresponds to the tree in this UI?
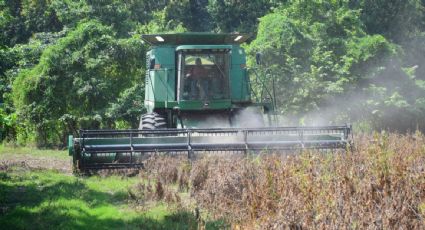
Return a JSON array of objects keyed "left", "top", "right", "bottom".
[
  {"left": 163, "top": 0, "right": 211, "bottom": 32},
  {"left": 248, "top": 2, "right": 368, "bottom": 115},
  {"left": 207, "top": 0, "right": 276, "bottom": 33},
  {"left": 359, "top": 0, "right": 424, "bottom": 43},
  {"left": 107, "top": 84, "right": 145, "bottom": 129},
  {"left": 247, "top": 1, "right": 425, "bottom": 131},
  {"left": 0, "top": 0, "right": 64, "bottom": 47},
  {"left": 12, "top": 20, "right": 146, "bottom": 146},
  {"left": 86, "top": 0, "right": 135, "bottom": 37}
]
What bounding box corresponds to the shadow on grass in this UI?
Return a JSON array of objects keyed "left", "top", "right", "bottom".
[{"left": 0, "top": 170, "right": 212, "bottom": 230}]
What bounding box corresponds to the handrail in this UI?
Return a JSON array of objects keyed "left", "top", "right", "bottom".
[{"left": 247, "top": 68, "right": 275, "bottom": 107}]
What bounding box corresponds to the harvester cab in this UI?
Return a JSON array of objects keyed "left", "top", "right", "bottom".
[
  {"left": 141, "top": 33, "right": 263, "bottom": 129},
  {"left": 68, "top": 33, "right": 352, "bottom": 172}
]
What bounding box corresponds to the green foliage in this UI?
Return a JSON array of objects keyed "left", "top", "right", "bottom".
[
  {"left": 137, "top": 9, "right": 187, "bottom": 34},
  {"left": 248, "top": 2, "right": 372, "bottom": 114},
  {"left": 164, "top": 0, "right": 211, "bottom": 32},
  {"left": 359, "top": 0, "right": 424, "bottom": 43},
  {"left": 0, "top": 108, "right": 16, "bottom": 142},
  {"left": 0, "top": 48, "right": 15, "bottom": 106},
  {"left": 0, "top": 0, "right": 64, "bottom": 47},
  {"left": 86, "top": 0, "right": 135, "bottom": 36},
  {"left": 1, "top": 0, "right": 425, "bottom": 146},
  {"left": 12, "top": 20, "right": 145, "bottom": 147},
  {"left": 207, "top": 0, "right": 275, "bottom": 32},
  {"left": 50, "top": 0, "right": 91, "bottom": 26},
  {"left": 248, "top": 0, "right": 425, "bottom": 131},
  {"left": 107, "top": 84, "right": 146, "bottom": 129}
]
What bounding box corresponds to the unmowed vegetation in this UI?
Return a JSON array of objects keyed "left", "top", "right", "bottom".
[
  {"left": 133, "top": 133, "right": 425, "bottom": 229},
  {"left": 1, "top": 135, "right": 424, "bottom": 229}
]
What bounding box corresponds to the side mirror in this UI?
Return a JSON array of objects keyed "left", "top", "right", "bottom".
[{"left": 255, "top": 52, "right": 262, "bottom": 65}]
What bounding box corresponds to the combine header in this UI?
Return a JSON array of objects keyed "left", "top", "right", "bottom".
[{"left": 68, "top": 33, "right": 352, "bottom": 172}]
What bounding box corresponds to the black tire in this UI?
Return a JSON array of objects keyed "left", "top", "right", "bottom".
[{"left": 139, "top": 112, "right": 167, "bottom": 130}]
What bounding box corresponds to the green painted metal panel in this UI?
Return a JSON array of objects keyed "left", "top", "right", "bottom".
[
  {"left": 152, "top": 46, "right": 175, "bottom": 66},
  {"left": 144, "top": 69, "right": 176, "bottom": 110},
  {"left": 230, "top": 45, "right": 251, "bottom": 102},
  {"left": 177, "top": 99, "right": 231, "bottom": 110},
  {"left": 151, "top": 69, "right": 172, "bottom": 101},
  {"left": 144, "top": 46, "right": 177, "bottom": 111}
]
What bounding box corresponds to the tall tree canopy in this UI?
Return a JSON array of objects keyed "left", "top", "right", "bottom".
[
  {"left": 1, "top": 0, "right": 425, "bottom": 146},
  {"left": 248, "top": 0, "right": 425, "bottom": 131},
  {"left": 11, "top": 20, "right": 145, "bottom": 146}
]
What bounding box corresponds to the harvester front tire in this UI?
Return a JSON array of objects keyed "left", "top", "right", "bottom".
[{"left": 139, "top": 112, "right": 167, "bottom": 130}]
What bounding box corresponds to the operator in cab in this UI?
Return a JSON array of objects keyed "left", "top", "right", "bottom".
[{"left": 185, "top": 57, "right": 209, "bottom": 100}]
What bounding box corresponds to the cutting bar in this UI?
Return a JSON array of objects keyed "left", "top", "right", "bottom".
[{"left": 69, "top": 125, "right": 352, "bottom": 171}]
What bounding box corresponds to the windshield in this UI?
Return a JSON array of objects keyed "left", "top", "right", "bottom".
[{"left": 178, "top": 51, "right": 230, "bottom": 101}]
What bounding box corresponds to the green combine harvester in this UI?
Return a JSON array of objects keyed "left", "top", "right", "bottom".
[{"left": 68, "top": 33, "right": 351, "bottom": 172}]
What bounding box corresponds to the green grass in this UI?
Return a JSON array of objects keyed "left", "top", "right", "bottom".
[
  {"left": 0, "top": 147, "right": 200, "bottom": 230},
  {"left": 0, "top": 145, "right": 69, "bottom": 160},
  {"left": 0, "top": 169, "right": 199, "bottom": 229}
]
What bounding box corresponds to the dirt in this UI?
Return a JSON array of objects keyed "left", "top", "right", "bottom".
[{"left": 0, "top": 155, "right": 72, "bottom": 174}]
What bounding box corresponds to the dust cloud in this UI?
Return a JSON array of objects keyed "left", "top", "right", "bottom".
[
  {"left": 231, "top": 107, "right": 265, "bottom": 128},
  {"left": 275, "top": 55, "right": 425, "bottom": 131}
]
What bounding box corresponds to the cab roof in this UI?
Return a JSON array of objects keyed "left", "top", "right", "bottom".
[{"left": 141, "top": 33, "right": 250, "bottom": 46}]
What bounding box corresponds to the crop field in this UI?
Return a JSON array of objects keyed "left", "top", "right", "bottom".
[{"left": 1, "top": 133, "right": 425, "bottom": 229}]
